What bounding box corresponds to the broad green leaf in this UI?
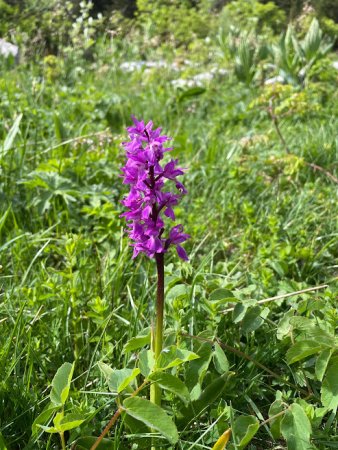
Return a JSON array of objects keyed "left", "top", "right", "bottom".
[
  {"left": 242, "top": 306, "right": 265, "bottom": 333},
  {"left": 158, "top": 346, "right": 199, "bottom": 371},
  {"left": 139, "top": 349, "right": 155, "bottom": 377},
  {"left": 50, "top": 362, "right": 75, "bottom": 406},
  {"left": 176, "top": 373, "right": 230, "bottom": 427},
  {"left": 280, "top": 403, "right": 312, "bottom": 450},
  {"left": 209, "top": 288, "right": 234, "bottom": 303},
  {"left": 123, "top": 332, "right": 151, "bottom": 353},
  {"left": 148, "top": 372, "right": 190, "bottom": 404},
  {"left": 37, "top": 424, "right": 58, "bottom": 434},
  {"left": 98, "top": 362, "right": 114, "bottom": 381},
  {"left": 233, "top": 415, "right": 259, "bottom": 449},
  {"left": 31, "top": 404, "right": 59, "bottom": 437},
  {"left": 232, "top": 303, "right": 247, "bottom": 323},
  {"left": 268, "top": 400, "right": 284, "bottom": 439},
  {"left": 117, "top": 368, "right": 140, "bottom": 393},
  {"left": 123, "top": 397, "right": 178, "bottom": 444},
  {"left": 99, "top": 364, "right": 139, "bottom": 393},
  {"left": 286, "top": 340, "right": 323, "bottom": 364},
  {"left": 2, "top": 113, "right": 22, "bottom": 155},
  {"left": 167, "top": 284, "right": 189, "bottom": 302},
  {"left": 185, "top": 342, "right": 213, "bottom": 399},
  {"left": 301, "top": 327, "right": 335, "bottom": 347},
  {"left": 55, "top": 413, "right": 86, "bottom": 432},
  {"left": 73, "top": 436, "right": 114, "bottom": 449},
  {"left": 321, "top": 357, "right": 338, "bottom": 411},
  {"left": 213, "top": 342, "right": 229, "bottom": 374},
  {"left": 315, "top": 349, "right": 332, "bottom": 382}
]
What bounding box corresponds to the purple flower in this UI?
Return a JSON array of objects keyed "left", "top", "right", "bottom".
[{"left": 121, "top": 116, "right": 190, "bottom": 260}]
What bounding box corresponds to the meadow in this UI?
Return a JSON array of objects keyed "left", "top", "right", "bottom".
[{"left": 0, "top": 1, "right": 338, "bottom": 449}]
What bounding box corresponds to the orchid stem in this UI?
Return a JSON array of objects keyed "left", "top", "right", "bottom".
[{"left": 150, "top": 252, "right": 165, "bottom": 449}]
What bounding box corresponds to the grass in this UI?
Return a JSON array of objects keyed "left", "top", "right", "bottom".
[{"left": 0, "top": 28, "right": 337, "bottom": 449}]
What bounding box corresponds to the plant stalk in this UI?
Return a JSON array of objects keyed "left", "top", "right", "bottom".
[{"left": 150, "top": 252, "right": 165, "bottom": 448}]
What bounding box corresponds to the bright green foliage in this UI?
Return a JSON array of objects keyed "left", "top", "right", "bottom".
[
  {"left": 50, "top": 362, "right": 75, "bottom": 406},
  {"left": 280, "top": 404, "right": 313, "bottom": 450},
  {"left": 232, "top": 415, "right": 260, "bottom": 449},
  {"left": 123, "top": 397, "right": 179, "bottom": 444},
  {"left": 148, "top": 372, "right": 190, "bottom": 405},
  {"left": 321, "top": 357, "right": 338, "bottom": 411},
  {"left": 1, "top": 1, "right": 338, "bottom": 449}
]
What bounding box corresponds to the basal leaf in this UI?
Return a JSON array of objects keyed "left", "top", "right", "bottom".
[{"left": 123, "top": 397, "right": 178, "bottom": 444}]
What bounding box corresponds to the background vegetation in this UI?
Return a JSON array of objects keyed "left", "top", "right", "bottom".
[{"left": 0, "top": 1, "right": 337, "bottom": 449}]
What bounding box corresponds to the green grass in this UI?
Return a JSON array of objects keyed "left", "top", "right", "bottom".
[{"left": 0, "top": 28, "right": 337, "bottom": 450}]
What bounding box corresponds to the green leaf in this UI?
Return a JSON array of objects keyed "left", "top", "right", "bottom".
[
  {"left": 148, "top": 372, "right": 190, "bottom": 404},
  {"left": 139, "top": 349, "right": 155, "bottom": 377},
  {"left": 242, "top": 306, "right": 264, "bottom": 333},
  {"left": 166, "top": 284, "right": 189, "bottom": 302},
  {"left": 123, "top": 397, "right": 178, "bottom": 444},
  {"left": 286, "top": 340, "right": 323, "bottom": 364},
  {"left": 98, "top": 363, "right": 140, "bottom": 393},
  {"left": 123, "top": 332, "right": 151, "bottom": 353},
  {"left": 36, "top": 424, "right": 58, "bottom": 434},
  {"left": 50, "top": 362, "right": 75, "bottom": 406},
  {"left": 280, "top": 403, "right": 312, "bottom": 450},
  {"left": 158, "top": 346, "right": 199, "bottom": 371},
  {"left": 117, "top": 368, "right": 140, "bottom": 393},
  {"left": 73, "top": 436, "right": 114, "bottom": 449},
  {"left": 176, "top": 373, "right": 230, "bottom": 427},
  {"left": 213, "top": 342, "right": 229, "bottom": 374},
  {"left": 268, "top": 400, "right": 284, "bottom": 439},
  {"left": 209, "top": 288, "right": 234, "bottom": 303},
  {"left": 56, "top": 413, "right": 86, "bottom": 432},
  {"left": 178, "top": 87, "right": 206, "bottom": 102},
  {"left": 321, "top": 357, "right": 338, "bottom": 411},
  {"left": 233, "top": 415, "right": 259, "bottom": 449},
  {"left": 232, "top": 303, "right": 248, "bottom": 323},
  {"left": 185, "top": 342, "right": 213, "bottom": 400},
  {"left": 2, "top": 113, "right": 22, "bottom": 155},
  {"left": 315, "top": 349, "right": 332, "bottom": 382},
  {"left": 0, "top": 432, "right": 8, "bottom": 450},
  {"left": 31, "top": 403, "right": 59, "bottom": 437}
]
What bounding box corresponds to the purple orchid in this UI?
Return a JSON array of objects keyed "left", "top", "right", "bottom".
[{"left": 121, "top": 116, "right": 190, "bottom": 260}]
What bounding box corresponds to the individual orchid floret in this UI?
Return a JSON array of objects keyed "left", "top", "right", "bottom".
[{"left": 121, "top": 116, "right": 189, "bottom": 260}]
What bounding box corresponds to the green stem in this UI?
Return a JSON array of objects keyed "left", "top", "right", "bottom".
[
  {"left": 60, "top": 431, "right": 66, "bottom": 450},
  {"left": 150, "top": 252, "right": 165, "bottom": 449}
]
